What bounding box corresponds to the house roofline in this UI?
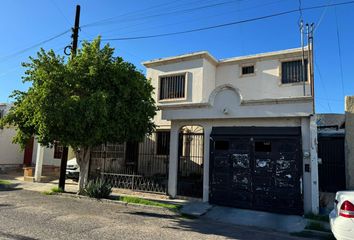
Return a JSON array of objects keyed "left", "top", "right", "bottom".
[
  {"left": 142, "top": 47, "right": 309, "bottom": 67},
  {"left": 142, "top": 51, "right": 218, "bottom": 67}
]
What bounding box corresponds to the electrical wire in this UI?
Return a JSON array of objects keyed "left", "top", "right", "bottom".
[
  {"left": 0, "top": 29, "right": 71, "bottom": 63},
  {"left": 315, "top": 0, "right": 332, "bottom": 32},
  {"left": 92, "top": 0, "right": 354, "bottom": 41},
  {"left": 88, "top": 0, "right": 240, "bottom": 28},
  {"left": 97, "top": 0, "right": 286, "bottom": 39},
  {"left": 92, "top": 1, "right": 354, "bottom": 41},
  {"left": 82, "top": 0, "right": 188, "bottom": 28},
  {"left": 334, "top": 6, "right": 345, "bottom": 99},
  {"left": 315, "top": 60, "right": 333, "bottom": 112}
]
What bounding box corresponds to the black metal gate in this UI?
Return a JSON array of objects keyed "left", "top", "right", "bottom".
[
  {"left": 318, "top": 135, "right": 346, "bottom": 192},
  {"left": 177, "top": 126, "right": 204, "bottom": 198},
  {"left": 210, "top": 127, "right": 303, "bottom": 215},
  {"left": 88, "top": 131, "right": 169, "bottom": 194}
]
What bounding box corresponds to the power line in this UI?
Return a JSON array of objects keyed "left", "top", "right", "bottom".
[
  {"left": 98, "top": 0, "right": 286, "bottom": 39},
  {"left": 314, "top": 60, "right": 332, "bottom": 112},
  {"left": 92, "top": 1, "right": 354, "bottom": 41},
  {"left": 0, "top": 29, "right": 71, "bottom": 63},
  {"left": 315, "top": 0, "right": 332, "bottom": 32},
  {"left": 334, "top": 6, "right": 345, "bottom": 99},
  {"left": 81, "top": 0, "right": 186, "bottom": 28},
  {"left": 84, "top": 0, "right": 240, "bottom": 29}
]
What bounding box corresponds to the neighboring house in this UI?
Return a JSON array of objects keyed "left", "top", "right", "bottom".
[
  {"left": 0, "top": 103, "right": 62, "bottom": 171},
  {"left": 142, "top": 47, "right": 318, "bottom": 215},
  {"left": 0, "top": 103, "right": 23, "bottom": 168},
  {"left": 88, "top": 47, "right": 319, "bottom": 215}
]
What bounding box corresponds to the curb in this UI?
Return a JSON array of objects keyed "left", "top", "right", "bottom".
[{"left": 55, "top": 192, "right": 181, "bottom": 212}]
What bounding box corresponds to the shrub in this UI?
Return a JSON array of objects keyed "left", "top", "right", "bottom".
[{"left": 81, "top": 179, "right": 112, "bottom": 199}]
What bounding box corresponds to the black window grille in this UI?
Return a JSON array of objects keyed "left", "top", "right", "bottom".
[
  {"left": 242, "top": 65, "right": 255, "bottom": 75},
  {"left": 156, "top": 131, "right": 170, "bottom": 155},
  {"left": 281, "top": 59, "right": 308, "bottom": 84},
  {"left": 53, "top": 142, "right": 63, "bottom": 159},
  {"left": 159, "top": 74, "right": 185, "bottom": 100}
]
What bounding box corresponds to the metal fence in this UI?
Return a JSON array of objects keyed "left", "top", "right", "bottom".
[{"left": 89, "top": 132, "right": 169, "bottom": 194}]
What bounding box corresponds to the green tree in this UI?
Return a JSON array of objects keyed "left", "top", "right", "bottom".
[{"left": 0, "top": 38, "right": 156, "bottom": 191}]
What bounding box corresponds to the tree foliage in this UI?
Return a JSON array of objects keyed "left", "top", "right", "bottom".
[{"left": 0, "top": 38, "right": 156, "bottom": 189}]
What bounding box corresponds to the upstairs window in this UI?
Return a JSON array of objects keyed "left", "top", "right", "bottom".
[
  {"left": 159, "top": 74, "right": 186, "bottom": 100},
  {"left": 241, "top": 65, "right": 255, "bottom": 76},
  {"left": 281, "top": 59, "right": 308, "bottom": 84}
]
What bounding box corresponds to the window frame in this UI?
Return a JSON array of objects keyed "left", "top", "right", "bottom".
[
  {"left": 157, "top": 72, "right": 188, "bottom": 102},
  {"left": 53, "top": 142, "right": 63, "bottom": 159},
  {"left": 279, "top": 58, "right": 309, "bottom": 85},
  {"left": 155, "top": 130, "right": 171, "bottom": 156},
  {"left": 240, "top": 63, "right": 256, "bottom": 77}
]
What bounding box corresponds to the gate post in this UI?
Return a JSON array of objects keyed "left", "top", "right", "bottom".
[
  {"left": 168, "top": 123, "right": 179, "bottom": 198},
  {"left": 203, "top": 126, "right": 212, "bottom": 202}
]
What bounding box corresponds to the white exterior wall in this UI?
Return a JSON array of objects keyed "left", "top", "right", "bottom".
[
  {"left": 0, "top": 128, "right": 23, "bottom": 166},
  {"left": 215, "top": 59, "right": 311, "bottom": 101},
  {"left": 0, "top": 104, "right": 23, "bottom": 166}
]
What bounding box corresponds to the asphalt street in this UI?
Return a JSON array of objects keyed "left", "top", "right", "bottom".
[{"left": 0, "top": 189, "right": 312, "bottom": 240}]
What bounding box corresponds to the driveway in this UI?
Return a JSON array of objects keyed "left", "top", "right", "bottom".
[{"left": 0, "top": 189, "right": 311, "bottom": 240}]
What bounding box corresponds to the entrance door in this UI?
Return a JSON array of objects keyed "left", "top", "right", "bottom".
[
  {"left": 177, "top": 127, "right": 204, "bottom": 198},
  {"left": 210, "top": 127, "right": 303, "bottom": 215}
]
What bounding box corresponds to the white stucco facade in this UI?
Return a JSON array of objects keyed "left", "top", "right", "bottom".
[
  {"left": 144, "top": 47, "right": 319, "bottom": 214},
  {"left": 0, "top": 103, "right": 23, "bottom": 167}
]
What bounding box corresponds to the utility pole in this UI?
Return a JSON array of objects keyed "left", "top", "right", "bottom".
[
  {"left": 59, "top": 5, "right": 81, "bottom": 191},
  {"left": 300, "top": 20, "right": 306, "bottom": 96},
  {"left": 307, "top": 23, "right": 315, "bottom": 113}
]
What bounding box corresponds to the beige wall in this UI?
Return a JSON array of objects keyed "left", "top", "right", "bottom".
[
  {"left": 345, "top": 96, "right": 354, "bottom": 189},
  {"left": 0, "top": 128, "right": 23, "bottom": 166}
]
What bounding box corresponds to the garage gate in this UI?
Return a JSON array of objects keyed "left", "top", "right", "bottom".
[{"left": 210, "top": 127, "right": 303, "bottom": 215}]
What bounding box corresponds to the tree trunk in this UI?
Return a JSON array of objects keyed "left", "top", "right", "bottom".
[{"left": 75, "top": 146, "right": 91, "bottom": 193}]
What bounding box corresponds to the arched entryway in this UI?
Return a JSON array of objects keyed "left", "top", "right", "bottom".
[{"left": 177, "top": 125, "right": 204, "bottom": 198}]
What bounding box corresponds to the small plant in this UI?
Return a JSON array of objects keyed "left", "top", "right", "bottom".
[
  {"left": 81, "top": 179, "right": 112, "bottom": 199},
  {"left": 118, "top": 196, "right": 181, "bottom": 211},
  {"left": 43, "top": 187, "right": 64, "bottom": 195},
  {"left": 0, "top": 180, "right": 12, "bottom": 185},
  {"left": 304, "top": 213, "right": 329, "bottom": 222}
]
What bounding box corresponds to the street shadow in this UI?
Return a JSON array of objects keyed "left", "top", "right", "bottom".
[
  {"left": 0, "top": 231, "right": 38, "bottom": 240},
  {"left": 126, "top": 210, "right": 299, "bottom": 240},
  {"left": 127, "top": 211, "right": 177, "bottom": 220}
]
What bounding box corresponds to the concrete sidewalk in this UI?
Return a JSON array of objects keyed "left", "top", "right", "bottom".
[{"left": 202, "top": 206, "right": 307, "bottom": 233}]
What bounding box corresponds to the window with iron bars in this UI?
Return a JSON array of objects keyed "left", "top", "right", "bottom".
[
  {"left": 281, "top": 59, "right": 308, "bottom": 84},
  {"left": 159, "top": 74, "right": 186, "bottom": 100},
  {"left": 53, "top": 142, "right": 63, "bottom": 159}
]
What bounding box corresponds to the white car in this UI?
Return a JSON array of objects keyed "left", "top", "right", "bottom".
[
  {"left": 330, "top": 191, "right": 354, "bottom": 240},
  {"left": 66, "top": 158, "right": 80, "bottom": 180}
]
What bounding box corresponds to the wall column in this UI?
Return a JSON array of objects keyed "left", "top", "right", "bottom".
[
  {"left": 345, "top": 96, "right": 354, "bottom": 189},
  {"left": 168, "top": 122, "right": 180, "bottom": 198},
  {"left": 34, "top": 143, "right": 44, "bottom": 182},
  {"left": 202, "top": 125, "right": 212, "bottom": 202},
  {"left": 310, "top": 115, "right": 319, "bottom": 214},
  {"left": 301, "top": 116, "right": 319, "bottom": 214}
]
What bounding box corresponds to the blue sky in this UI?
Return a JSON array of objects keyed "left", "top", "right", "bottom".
[{"left": 0, "top": 0, "right": 353, "bottom": 113}]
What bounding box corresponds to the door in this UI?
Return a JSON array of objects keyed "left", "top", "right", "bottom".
[{"left": 209, "top": 127, "right": 303, "bottom": 215}]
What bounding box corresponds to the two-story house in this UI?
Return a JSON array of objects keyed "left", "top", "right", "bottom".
[{"left": 143, "top": 47, "right": 319, "bottom": 215}]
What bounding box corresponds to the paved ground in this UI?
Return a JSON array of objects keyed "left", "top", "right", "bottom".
[{"left": 0, "top": 189, "right": 313, "bottom": 240}]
